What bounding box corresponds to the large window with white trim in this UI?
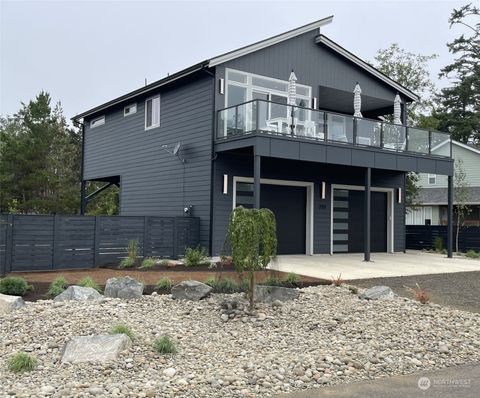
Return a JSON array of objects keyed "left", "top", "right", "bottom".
[{"left": 145, "top": 95, "right": 160, "bottom": 130}]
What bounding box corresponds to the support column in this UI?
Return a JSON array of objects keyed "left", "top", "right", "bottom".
[
  {"left": 364, "top": 167, "right": 371, "bottom": 262},
  {"left": 253, "top": 154, "right": 261, "bottom": 209},
  {"left": 80, "top": 180, "right": 87, "bottom": 215},
  {"left": 447, "top": 175, "right": 453, "bottom": 258}
]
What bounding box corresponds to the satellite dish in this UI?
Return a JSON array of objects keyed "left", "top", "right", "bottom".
[{"left": 173, "top": 142, "right": 181, "bottom": 155}]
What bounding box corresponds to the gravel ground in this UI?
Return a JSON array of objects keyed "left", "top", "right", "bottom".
[
  {"left": 1, "top": 285, "right": 480, "bottom": 397},
  {"left": 350, "top": 271, "right": 480, "bottom": 313}
]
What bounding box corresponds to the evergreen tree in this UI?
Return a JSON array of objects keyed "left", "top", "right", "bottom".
[{"left": 436, "top": 3, "right": 480, "bottom": 143}]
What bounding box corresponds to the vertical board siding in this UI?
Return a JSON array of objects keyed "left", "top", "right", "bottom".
[
  {"left": 83, "top": 75, "right": 214, "bottom": 250},
  {"left": 212, "top": 154, "right": 405, "bottom": 255},
  {"left": 0, "top": 215, "right": 200, "bottom": 273}
]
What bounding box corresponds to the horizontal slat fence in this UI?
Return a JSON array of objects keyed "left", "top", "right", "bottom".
[
  {"left": 0, "top": 214, "right": 199, "bottom": 274},
  {"left": 406, "top": 225, "right": 480, "bottom": 252}
]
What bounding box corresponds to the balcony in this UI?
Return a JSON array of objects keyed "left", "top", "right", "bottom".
[{"left": 216, "top": 99, "right": 451, "bottom": 158}]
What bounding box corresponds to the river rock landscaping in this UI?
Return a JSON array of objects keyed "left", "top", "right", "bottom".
[{"left": 1, "top": 284, "right": 480, "bottom": 397}]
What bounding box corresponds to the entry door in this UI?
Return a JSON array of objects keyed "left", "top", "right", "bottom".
[
  {"left": 260, "top": 184, "right": 306, "bottom": 255},
  {"left": 348, "top": 191, "right": 388, "bottom": 253}
]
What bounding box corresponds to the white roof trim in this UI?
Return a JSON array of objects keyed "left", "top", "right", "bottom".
[
  {"left": 431, "top": 139, "right": 480, "bottom": 156},
  {"left": 208, "top": 16, "right": 334, "bottom": 67},
  {"left": 315, "top": 35, "right": 420, "bottom": 102}
]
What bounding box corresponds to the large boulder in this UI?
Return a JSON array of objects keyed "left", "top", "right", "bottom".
[
  {"left": 61, "top": 334, "right": 130, "bottom": 364},
  {"left": 255, "top": 285, "right": 300, "bottom": 303},
  {"left": 53, "top": 285, "right": 102, "bottom": 302},
  {"left": 171, "top": 280, "right": 212, "bottom": 301},
  {"left": 0, "top": 293, "right": 25, "bottom": 314},
  {"left": 104, "top": 276, "right": 144, "bottom": 299},
  {"left": 359, "top": 285, "right": 396, "bottom": 300}
]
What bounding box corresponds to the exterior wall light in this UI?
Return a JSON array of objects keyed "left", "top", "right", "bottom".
[
  {"left": 321, "top": 181, "right": 326, "bottom": 199},
  {"left": 219, "top": 78, "right": 225, "bottom": 95},
  {"left": 398, "top": 187, "right": 402, "bottom": 203},
  {"left": 223, "top": 174, "right": 228, "bottom": 194}
]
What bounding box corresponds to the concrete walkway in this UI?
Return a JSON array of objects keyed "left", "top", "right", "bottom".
[
  {"left": 277, "top": 362, "right": 480, "bottom": 398},
  {"left": 268, "top": 251, "right": 480, "bottom": 280}
]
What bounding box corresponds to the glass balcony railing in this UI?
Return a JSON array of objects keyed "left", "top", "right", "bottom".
[{"left": 216, "top": 99, "right": 452, "bottom": 158}]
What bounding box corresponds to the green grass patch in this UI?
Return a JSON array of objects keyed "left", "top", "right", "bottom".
[
  {"left": 183, "top": 246, "right": 208, "bottom": 267},
  {"left": 264, "top": 274, "right": 282, "bottom": 287},
  {"left": 7, "top": 352, "right": 37, "bottom": 373},
  {"left": 119, "top": 257, "right": 135, "bottom": 269},
  {"left": 284, "top": 272, "right": 300, "bottom": 286},
  {"left": 155, "top": 277, "right": 173, "bottom": 292},
  {"left": 78, "top": 276, "right": 101, "bottom": 292},
  {"left": 465, "top": 250, "right": 480, "bottom": 259},
  {"left": 140, "top": 257, "right": 157, "bottom": 269},
  {"left": 110, "top": 324, "right": 134, "bottom": 339},
  {"left": 153, "top": 336, "right": 177, "bottom": 354},
  {"left": 47, "top": 275, "right": 68, "bottom": 297},
  {"left": 0, "top": 276, "right": 32, "bottom": 296}
]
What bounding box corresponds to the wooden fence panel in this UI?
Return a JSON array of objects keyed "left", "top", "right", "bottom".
[
  {"left": 0, "top": 214, "right": 200, "bottom": 273},
  {"left": 11, "top": 215, "right": 55, "bottom": 271}
]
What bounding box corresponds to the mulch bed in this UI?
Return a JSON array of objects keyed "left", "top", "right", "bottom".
[{"left": 9, "top": 267, "right": 328, "bottom": 302}]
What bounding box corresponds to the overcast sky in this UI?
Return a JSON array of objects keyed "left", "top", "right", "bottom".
[{"left": 0, "top": 0, "right": 469, "bottom": 120}]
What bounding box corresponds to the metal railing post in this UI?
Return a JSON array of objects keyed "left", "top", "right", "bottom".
[
  {"left": 234, "top": 105, "right": 238, "bottom": 134},
  {"left": 405, "top": 126, "right": 409, "bottom": 152},
  {"left": 380, "top": 122, "right": 384, "bottom": 148},
  {"left": 324, "top": 113, "right": 328, "bottom": 141},
  {"left": 255, "top": 100, "right": 259, "bottom": 132},
  {"left": 353, "top": 117, "right": 358, "bottom": 145},
  {"left": 428, "top": 130, "right": 432, "bottom": 155}
]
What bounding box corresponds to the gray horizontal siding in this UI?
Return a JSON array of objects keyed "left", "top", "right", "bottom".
[
  {"left": 214, "top": 30, "right": 402, "bottom": 113},
  {"left": 83, "top": 75, "right": 214, "bottom": 249},
  {"left": 212, "top": 153, "right": 405, "bottom": 255}
]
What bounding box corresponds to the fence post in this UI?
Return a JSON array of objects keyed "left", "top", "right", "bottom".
[
  {"left": 5, "top": 214, "right": 14, "bottom": 273},
  {"left": 143, "top": 216, "right": 149, "bottom": 258},
  {"left": 94, "top": 216, "right": 101, "bottom": 267},
  {"left": 52, "top": 215, "right": 61, "bottom": 270}
]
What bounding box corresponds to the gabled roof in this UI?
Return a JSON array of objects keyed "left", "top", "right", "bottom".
[
  {"left": 73, "top": 16, "right": 419, "bottom": 121},
  {"left": 315, "top": 35, "right": 419, "bottom": 102},
  {"left": 432, "top": 139, "right": 480, "bottom": 156}
]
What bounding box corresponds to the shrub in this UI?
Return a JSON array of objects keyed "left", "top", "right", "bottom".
[
  {"left": 153, "top": 336, "right": 177, "bottom": 354},
  {"left": 110, "top": 324, "right": 134, "bottom": 339},
  {"left": 405, "top": 283, "right": 431, "bottom": 304},
  {"left": 119, "top": 257, "right": 135, "bottom": 269},
  {"left": 434, "top": 236, "right": 444, "bottom": 252},
  {"left": 156, "top": 277, "right": 173, "bottom": 292},
  {"left": 284, "top": 272, "right": 300, "bottom": 286},
  {"left": 7, "top": 352, "right": 37, "bottom": 373},
  {"left": 0, "top": 276, "right": 32, "bottom": 296},
  {"left": 47, "top": 275, "right": 68, "bottom": 297},
  {"left": 204, "top": 276, "right": 217, "bottom": 287},
  {"left": 127, "top": 239, "right": 139, "bottom": 260},
  {"left": 78, "top": 276, "right": 101, "bottom": 292},
  {"left": 264, "top": 274, "right": 282, "bottom": 286},
  {"left": 331, "top": 273, "right": 343, "bottom": 287},
  {"left": 465, "top": 250, "right": 480, "bottom": 259},
  {"left": 140, "top": 257, "right": 157, "bottom": 269},
  {"left": 183, "top": 246, "right": 208, "bottom": 267}
]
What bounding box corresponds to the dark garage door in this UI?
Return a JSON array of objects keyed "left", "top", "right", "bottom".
[
  {"left": 261, "top": 184, "right": 306, "bottom": 255},
  {"left": 348, "top": 190, "right": 388, "bottom": 252}
]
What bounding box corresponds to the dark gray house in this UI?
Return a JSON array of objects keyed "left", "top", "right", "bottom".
[{"left": 74, "top": 17, "right": 455, "bottom": 259}]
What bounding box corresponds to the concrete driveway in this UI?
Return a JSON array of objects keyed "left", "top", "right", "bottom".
[
  {"left": 268, "top": 251, "right": 480, "bottom": 280},
  {"left": 277, "top": 362, "right": 480, "bottom": 398}
]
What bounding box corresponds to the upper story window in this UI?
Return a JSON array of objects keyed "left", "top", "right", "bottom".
[
  {"left": 225, "top": 69, "right": 312, "bottom": 110},
  {"left": 90, "top": 115, "right": 105, "bottom": 128},
  {"left": 145, "top": 95, "right": 160, "bottom": 130},
  {"left": 428, "top": 174, "right": 437, "bottom": 185},
  {"left": 124, "top": 103, "right": 137, "bottom": 117}
]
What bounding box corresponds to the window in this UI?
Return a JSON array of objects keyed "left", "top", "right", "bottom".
[
  {"left": 90, "top": 115, "right": 105, "bottom": 128},
  {"left": 428, "top": 174, "right": 437, "bottom": 185},
  {"left": 145, "top": 95, "right": 160, "bottom": 130},
  {"left": 124, "top": 103, "right": 137, "bottom": 117}
]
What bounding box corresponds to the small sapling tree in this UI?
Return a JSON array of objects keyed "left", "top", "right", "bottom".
[{"left": 228, "top": 206, "right": 277, "bottom": 311}]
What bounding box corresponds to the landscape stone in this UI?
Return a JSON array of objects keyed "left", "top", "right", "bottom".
[
  {"left": 359, "top": 285, "right": 396, "bottom": 300},
  {"left": 254, "top": 285, "right": 300, "bottom": 303},
  {"left": 61, "top": 335, "right": 131, "bottom": 363},
  {"left": 0, "top": 293, "right": 25, "bottom": 314},
  {"left": 171, "top": 280, "right": 212, "bottom": 301},
  {"left": 53, "top": 286, "right": 102, "bottom": 302},
  {"left": 104, "top": 276, "right": 144, "bottom": 299}
]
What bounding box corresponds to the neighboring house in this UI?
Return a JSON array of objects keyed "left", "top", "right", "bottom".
[
  {"left": 73, "top": 17, "right": 454, "bottom": 258},
  {"left": 407, "top": 140, "right": 480, "bottom": 226}
]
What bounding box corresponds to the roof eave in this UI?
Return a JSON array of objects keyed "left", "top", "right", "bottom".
[
  {"left": 208, "top": 16, "right": 334, "bottom": 67},
  {"left": 72, "top": 60, "right": 210, "bottom": 121},
  {"left": 315, "top": 35, "right": 420, "bottom": 102}
]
